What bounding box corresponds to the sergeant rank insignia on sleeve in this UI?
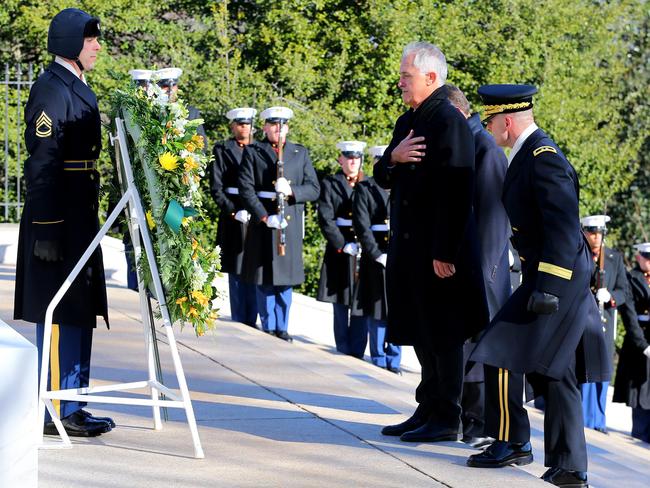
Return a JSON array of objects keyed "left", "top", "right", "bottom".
[
  {"left": 35, "top": 111, "right": 53, "bottom": 138},
  {"left": 533, "top": 145, "right": 557, "bottom": 157}
]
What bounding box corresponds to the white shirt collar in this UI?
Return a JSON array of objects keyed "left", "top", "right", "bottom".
[
  {"left": 54, "top": 56, "right": 87, "bottom": 85},
  {"left": 508, "top": 122, "right": 538, "bottom": 165}
]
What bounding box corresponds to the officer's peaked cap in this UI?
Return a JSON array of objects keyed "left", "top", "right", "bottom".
[
  {"left": 336, "top": 141, "right": 366, "bottom": 157},
  {"left": 368, "top": 145, "right": 388, "bottom": 158},
  {"left": 48, "top": 8, "right": 101, "bottom": 59},
  {"left": 129, "top": 69, "right": 152, "bottom": 81},
  {"left": 477, "top": 84, "right": 537, "bottom": 121},
  {"left": 227, "top": 107, "right": 257, "bottom": 123},
  {"left": 634, "top": 243, "right": 650, "bottom": 256},
  {"left": 261, "top": 106, "right": 293, "bottom": 123},
  {"left": 155, "top": 68, "right": 183, "bottom": 87},
  {"left": 581, "top": 215, "right": 610, "bottom": 231}
]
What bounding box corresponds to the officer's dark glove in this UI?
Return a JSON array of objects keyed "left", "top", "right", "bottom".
[
  {"left": 527, "top": 290, "right": 559, "bottom": 314},
  {"left": 34, "top": 240, "right": 63, "bottom": 262}
]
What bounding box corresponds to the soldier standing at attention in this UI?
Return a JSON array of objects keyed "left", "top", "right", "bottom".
[
  {"left": 14, "top": 8, "right": 114, "bottom": 437},
  {"left": 316, "top": 141, "right": 367, "bottom": 358},
  {"left": 468, "top": 84, "right": 610, "bottom": 488},
  {"left": 211, "top": 108, "right": 259, "bottom": 327},
  {"left": 238, "top": 107, "right": 320, "bottom": 342}
]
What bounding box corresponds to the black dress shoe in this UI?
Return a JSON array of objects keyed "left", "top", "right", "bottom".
[
  {"left": 594, "top": 426, "right": 608, "bottom": 435},
  {"left": 80, "top": 409, "right": 116, "bottom": 428},
  {"left": 387, "top": 367, "right": 402, "bottom": 375},
  {"left": 43, "top": 411, "right": 111, "bottom": 437},
  {"left": 400, "top": 420, "right": 460, "bottom": 442},
  {"left": 275, "top": 331, "right": 293, "bottom": 342},
  {"left": 381, "top": 413, "right": 427, "bottom": 436},
  {"left": 263, "top": 329, "right": 276, "bottom": 336},
  {"left": 462, "top": 436, "right": 493, "bottom": 449},
  {"left": 543, "top": 468, "right": 588, "bottom": 487},
  {"left": 466, "top": 440, "right": 533, "bottom": 468}
]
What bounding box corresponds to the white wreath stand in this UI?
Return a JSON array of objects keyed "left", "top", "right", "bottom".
[{"left": 37, "top": 117, "right": 204, "bottom": 458}]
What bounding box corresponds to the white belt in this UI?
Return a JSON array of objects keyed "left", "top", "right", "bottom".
[
  {"left": 371, "top": 224, "right": 389, "bottom": 231},
  {"left": 257, "top": 191, "right": 276, "bottom": 199},
  {"left": 336, "top": 218, "right": 353, "bottom": 227},
  {"left": 638, "top": 314, "right": 650, "bottom": 322},
  {"left": 225, "top": 187, "right": 239, "bottom": 195}
]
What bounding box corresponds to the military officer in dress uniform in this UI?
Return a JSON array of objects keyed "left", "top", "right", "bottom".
[
  {"left": 468, "top": 84, "right": 610, "bottom": 488},
  {"left": 14, "top": 8, "right": 114, "bottom": 437},
  {"left": 352, "top": 145, "right": 402, "bottom": 373},
  {"left": 316, "top": 141, "right": 367, "bottom": 358},
  {"left": 579, "top": 215, "right": 631, "bottom": 433},
  {"left": 613, "top": 242, "right": 650, "bottom": 443},
  {"left": 211, "top": 108, "right": 259, "bottom": 327},
  {"left": 238, "top": 107, "right": 320, "bottom": 341},
  {"left": 129, "top": 69, "right": 153, "bottom": 90}
]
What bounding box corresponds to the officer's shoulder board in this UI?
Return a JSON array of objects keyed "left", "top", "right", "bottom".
[{"left": 533, "top": 145, "right": 557, "bottom": 157}]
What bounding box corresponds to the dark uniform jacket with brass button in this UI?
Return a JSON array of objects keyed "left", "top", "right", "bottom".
[
  {"left": 374, "top": 85, "right": 488, "bottom": 351},
  {"left": 613, "top": 267, "right": 650, "bottom": 409},
  {"left": 14, "top": 62, "right": 108, "bottom": 328},
  {"left": 210, "top": 138, "right": 249, "bottom": 275},
  {"left": 238, "top": 138, "right": 320, "bottom": 286},
  {"left": 352, "top": 177, "right": 390, "bottom": 321},
  {"left": 471, "top": 128, "right": 610, "bottom": 383},
  {"left": 316, "top": 171, "right": 359, "bottom": 307}
]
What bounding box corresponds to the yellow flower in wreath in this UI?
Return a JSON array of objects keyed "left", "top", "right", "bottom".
[
  {"left": 191, "top": 134, "right": 205, "bottom": 150},
  {"left": 176, "top": 296, "right": 188, "bottom": 305},
  {"left": 191, "top": 290, "right": 210, "bottom": 307},
  {"left": 184, "top": 156, "right": 199, "bottom": 172},
  {"left": 182, "top": 216, "right": 193, "bottom": 227},
  {"left": 146, "top": 210, "right": 156, "bottom": 230},
  {"left": 159, "top": 152, "right": 178, "bottom": 170},
  {"left": 188, "top": 306, "right": 199, "bottom": 318},
  {"left": 184, "top": 141, "right": 196, "bottom": 153}
]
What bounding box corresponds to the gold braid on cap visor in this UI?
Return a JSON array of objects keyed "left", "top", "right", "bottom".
[{"left": 482, "top": 101, "right": 532, "bottom": 117}]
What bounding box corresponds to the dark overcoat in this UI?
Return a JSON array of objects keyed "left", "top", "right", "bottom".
[
  {"left": 14, "top": 62, "right": 108, "bottom": 328},
  {"left": 316, "top": 171, "right": 357, "bottom": 306},
  {"left": 238, "top": 138, "right": 320, "bottom": 286},
  {"left": 373, "top": 85, "right": 488, "bottom": 351},
  {"left": 471, "top": 128, "right": 610, "bottom": 383},
  {"left": 352, "top": 177, "right": 390, "bottom": 321},
  {"left": 210, "top": 138, "right": 248, "bottom": 274},
  {"left": 613, "top": 267, "right": 650, "bottom": 408}
]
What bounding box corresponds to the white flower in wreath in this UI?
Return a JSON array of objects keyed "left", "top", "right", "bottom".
[
  {"left": 180, "top": 149, "right": 191, "bottom": 159},
  {"left": 173, "top": 118, "right": 188, "bottom": 137},
  {"left": 181, "top": 195, "right": 193, "bottom": 206},
  {"left": 191, "top": 261, "right": 208, "bottom": 290},
  {"left": 169, "top": 102, "right": 184, "bottom": 119}
]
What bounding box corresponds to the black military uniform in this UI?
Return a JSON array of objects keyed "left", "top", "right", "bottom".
[
  {"left": 613, "top": 245, "right": 650, "bottom": 443},
  {"left": 211, "top": 108, "right": 258, "bottom": 327},
  {"left": 14, "top": 8, "right": 112, "bottom": 437},
  {"left": 470, "top": 85, "right": 609, "bottom": 485}
]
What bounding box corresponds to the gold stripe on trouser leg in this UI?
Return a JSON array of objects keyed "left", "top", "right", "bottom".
[
  {"left": 50, "top": 324, "right": 61, "bottom": 418},
  {"left": 498, "top": 368, "right": 505, "bottom": 440},
  {"left": 503, "top": 369, "right": 510, "bottom": 442}
]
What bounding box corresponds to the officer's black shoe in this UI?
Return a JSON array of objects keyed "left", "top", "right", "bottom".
[
  {"left": 542, "top": 468, "right": 588, "bottom": 487},
  {"left": 399, "top": 420, "right": 460, "bottom": 442},
  {"left": 43, "top": 411, "right": 111, "bottom": 437},
  {"left": 263, "top": 329, "right": 276, "bottom": 336},
  {"left": 381, "top": 413, "right": 427, "bottom": 436},
  {"left": 387, "top": 366, "right": 402, "bottom": 375},
  {"left": 276, "top": 331, "right": 293, "bottom": 342},
  {"left": 594, "top": 426, "right": 608, "bottom": 435},
  {"left": 462, "top": 435, "right": 494, "bottom": 449},
  {"left": 466, "top": 440, "right": 533, "bottom": 468},
  {"left": 79, "top": 409, "right": 116, "bottom": 428}
]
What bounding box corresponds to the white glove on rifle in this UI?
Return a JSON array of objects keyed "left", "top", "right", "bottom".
[
  {"left": 342, "top": 242, "right": 359, "bottom": 256},
  {"left": 266, "top": 214, "right": 288, "bottom": 229},
  {"left": 596, "top": 288, "right": 611, "bottom": 304},
  {"left": 643, "top": 346, "right": 650, "bottom": 359},
  {"left": 376, "top": 253, "right": 387, "bottom": 267},
  {"left": 234, "top": 210, "right": 250, "bottom": 224},
  {"left": 274, "top": 177, "right": 292, "bottom": 196}
]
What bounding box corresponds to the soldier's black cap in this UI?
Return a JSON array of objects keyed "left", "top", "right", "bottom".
[
  {"left": 477, "top": 84, "right": 537, "bottom": 122},
  {"left": 48, "top": 8, "right": 101, "bottom": 59}
]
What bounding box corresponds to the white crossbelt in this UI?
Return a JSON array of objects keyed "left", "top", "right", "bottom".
[
  {"left": 371, "top": 224, "right": 389, "bottom": 231},
  {"left": 257, "top": 191, "right": 276, "bottom": 199},
  {"left": 335, "top": 218, "right": 353, "bottom": 227},
  {"left": 638, "top": 314, "right": 650, "bottom": 322},
  {"left": 225, "top": 187, "right": 239, "bottom": 195}
]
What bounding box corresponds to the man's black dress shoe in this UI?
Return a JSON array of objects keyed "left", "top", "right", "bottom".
[
  {"left": 542, "top": 468, "right": 588, "bottom": 487},
  {"left": 462, "top": 435, "right": 493, "bottom": 449},
  {"left": 594, "top": 426, "right": 608, "bottom": 435},
  {"left": 400, "top": 420, "right": 460, "bottom": 442},
  {"left": 381, "top": 413, "right": 427, "bottom": 436},
  {"left": 263, "top": 330, "right": 276, "bottom": 336},
  {"left": 43, "top": 411, "right": 111, "bottom": 437},
  {"left": 276, "top": 331, "right": 293, "bottom": 342},
  {"left": 466, "top": 440, "right": 533, "bottom": 467},
  {"left": 80, "top": 409, "right": 116, "bottom": 428},
  {"left": 387, "top": 367, "right": 402, "bottom": 375}
]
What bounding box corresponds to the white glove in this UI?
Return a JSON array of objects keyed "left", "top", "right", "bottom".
[
  {"left": 596, "top": 288, "right": 611, "bottom": 304},
  {"left": 234, "top": 210, "right": 250, "bottom": 224},
  {"left": 375, "top": 253, "right": 387, "bottom": 267},
  {"left": 266, "top": 214, "right": 288, "bottom": 229},
  {"left": 274, "top": 177, "right": 292, "bottom": 196},
  {"left": 643, "top": 346, "right": 650, "bottom": 359},
  {"left": 342, "top": 242, "right": 359, "bottom": 256}
]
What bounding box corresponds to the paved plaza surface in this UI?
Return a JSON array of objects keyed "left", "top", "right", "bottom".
[{"left": 0, "top": 224, "right": 649, "bottom": 487}]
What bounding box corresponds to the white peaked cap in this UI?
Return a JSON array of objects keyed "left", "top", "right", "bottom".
[
  {"left": 580, "top": 215, "right": 610, "bottom": 229},
  {"left": 336, "top": 141, "right": 367, "bottom": 154},
  {"left": 226, "top": 107, "right": 257, "bottom": 121},
  {"left": 369, "top": 145, "right": 389, "bottom": 158},
  {"left": 129, "top": 69, "right": 153, "bottom": 81},
  {"left": 634, "top": 243, "right": 650, "bottom": 253},
  {"left": 260, "top": 106, "right": 294, "bottom": 121},
  {"left": 155, "top": 67, "right": 183, "bottom": 80}
]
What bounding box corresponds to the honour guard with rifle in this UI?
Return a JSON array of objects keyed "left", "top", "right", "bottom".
[
  {"left": 579, "top": 215, "right": 631, "bottom": 433},
  {"left": 238, "top": 107, "right": 320, "bottom": 342},
  {"left": 211, "top": 108, "right": 259, "bottom": 327},
  {"left": 353, "top": 145, "right": 401, "bottom": 373},
  {"left": 14, "top": 8, "right": 114, "bottom": 437},
  {"left": 613, "top": 242, "right": 650, "bottom": 443},
  {"left": 316, "top": 141, "right": 367, "bottom": 358}
]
